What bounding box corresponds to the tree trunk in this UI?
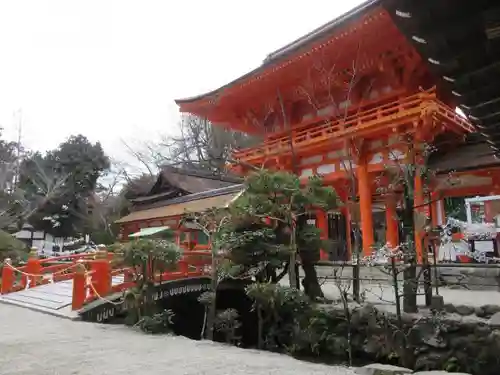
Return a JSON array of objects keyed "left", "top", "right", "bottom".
[
  {"left": 206, "top": 252, "right": 218, "bottom": 340},
  {"left": 402, "top": 190, "right": 418, "bottom": 313},
  {"left": 288, "top": 228, "right": 299, "bottom": 289},
  {"left": 301, "top": 261, "right": 324, "bottom": 299},
  {"left": 403, "top": 259, "right": 417, "bottom": 313},
  {"left": 351, "top": 225, "right": 362, "bottom": 302}
]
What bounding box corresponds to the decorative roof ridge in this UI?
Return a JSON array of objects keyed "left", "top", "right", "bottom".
[
  {"left": 130, "top": 190, "right": 178, "bottom": 203},
  {"left": 160, "top": 165, "right": 243, "bottom": 183},
  {"left": 133, "top": 183, "right": 244, "bottom": 211},
  {"left": 263, "top": 0, "right": 380, "bottom": 65}
]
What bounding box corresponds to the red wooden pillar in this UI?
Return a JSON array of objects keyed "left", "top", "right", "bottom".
[
  {"left": 175, "top": 230, "right": 181, "bottom": 246},
  {"left": 91, "top": 258, "right": 111, "bottom": 297},
  {"left": 357, "top": 159, "right": 374, "bottom": 256},
  {"left": 72, "top": 261, "right": 86, "bottom": 310},
  {"left": 26, "top": 252, "right": 41, "bottom": 288},
  {"left": 315, "top": 209, "right": 329, "bottom": 260},
  {"left": 385, "top": 197, "right": 399, "bottom": 249},
  {"left": 1, "top": 259, "right": 14, "bottom": 294},
  {"left": 484, "top": 200, "right": 494, "bottom": 223},
  {"left": 178, "top": 260, "right": 189, "bottom": 276}
]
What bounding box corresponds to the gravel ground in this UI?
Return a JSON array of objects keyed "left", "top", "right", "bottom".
[{"left": 0, "top": 304, "right": 355, "bottom": 375}]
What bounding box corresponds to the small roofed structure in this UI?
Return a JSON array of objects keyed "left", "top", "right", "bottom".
[
  {"left": 116, "top": 166, "right": 243, "bottom": 249},
  {"left": 129, "top": 165, "right": 241, "bottom": 209}
]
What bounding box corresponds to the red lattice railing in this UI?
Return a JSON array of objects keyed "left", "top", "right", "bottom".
[{"left": 233, "top": 90, "right": 474, "bottom": 165}]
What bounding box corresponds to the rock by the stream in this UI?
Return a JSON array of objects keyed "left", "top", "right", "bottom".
[
  {"left": 355, "top": 364, "right": 413, "bottom": 375},
  {"left": 453, "top": 305, "right": 475, "bottom": 316},
  {"left": 489, "top": 311, "right": 500, "bottom": 326}
]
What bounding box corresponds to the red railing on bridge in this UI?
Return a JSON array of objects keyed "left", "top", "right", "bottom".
[{"left": 1, "top": 249, "right": 212, "bottom": 311}]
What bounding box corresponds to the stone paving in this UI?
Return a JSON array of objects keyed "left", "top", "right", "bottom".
[{"left": 0, "top": 304, "right": 355, "bottom": 375}]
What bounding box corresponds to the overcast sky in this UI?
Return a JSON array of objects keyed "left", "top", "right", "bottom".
[{"left": 0, "top": 0, "right": 365, "bottom": 164}]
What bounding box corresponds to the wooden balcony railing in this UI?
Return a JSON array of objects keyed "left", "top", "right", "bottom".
[{"left": 233, "top": 91, "right": 474, "bottom": 165}]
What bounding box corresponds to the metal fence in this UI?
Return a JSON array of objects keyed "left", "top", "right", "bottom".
[{"left": 302, "top": 261, "right": 500, "bottom": 310}]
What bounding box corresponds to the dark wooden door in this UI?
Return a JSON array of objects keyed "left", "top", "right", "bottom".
[{"left": 327, "top": 212, "right": 349, "bottom": 261}]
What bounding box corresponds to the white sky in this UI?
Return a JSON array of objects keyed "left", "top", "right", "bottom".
[{"left": 0, "top": 0, "right": 365, "bottom": 164}]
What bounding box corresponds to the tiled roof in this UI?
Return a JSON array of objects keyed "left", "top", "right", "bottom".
[
  {"left": 429, "top": 142, "right": 500, "bottom": 173},
  {"left": 155, "top": 165, "right": 241, "bottom": 194},
  {"left": 116, "top": 186, "right": 242, "bottom": 224}
]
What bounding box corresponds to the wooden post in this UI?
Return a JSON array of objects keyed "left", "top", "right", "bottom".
[
  {"left": 357, "top": 159, "right": 374, "bottom": 256},
  {"left": 1, "top": 258, "right": 14, "bottom": 294},
  {"left": 25, "top": 249, "right": 41, "bottom": 288},
  {"left": 315, "top": 209, "right": 329, "bottom": 260},
  {"left": 72, "top": 260, "right": 86, "bottom": 310},
  {"left": 484, "top": 200, "right": 494, "bottom": 223},
  {"left": 178, "top": 260, "right": 189, "bottom": 276},
  {"left": 91, "top": 254, "right": 111, "bottom": 297}
]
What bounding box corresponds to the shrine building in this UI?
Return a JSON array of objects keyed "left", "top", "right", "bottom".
[
  {"left": 174, "top": 0, "right": 500, "bottom": 261},
  {"left": 116, "top": 166, "right": 242, "bottom": 249}
]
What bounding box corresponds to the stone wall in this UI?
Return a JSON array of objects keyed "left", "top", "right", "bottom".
[{"left": 314, "top": 303, "right": 500, "bottom": 375}]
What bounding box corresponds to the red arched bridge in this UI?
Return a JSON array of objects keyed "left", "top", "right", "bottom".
[{"left": 0, "top": 250, "right": 212, "bottom": 321}]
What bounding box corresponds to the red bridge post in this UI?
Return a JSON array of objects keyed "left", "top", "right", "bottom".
[
  {"left": 91, "top": 251, "right": 111, "bottom": 297},
  {"left": 72, "top": 260, "right": 86, "bottom": 310},
  {"left": 1, "top": 258, "right": 14, "bottom": 294},
  {"left": 25, "top": 249, "right": 41, "bottom": 288},
  {"left": 178, "top": 260, "right": 189, "bottom": 276}
]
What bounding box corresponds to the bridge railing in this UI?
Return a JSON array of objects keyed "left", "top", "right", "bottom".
[
  {"left": 1, "top": 248, "right": 212, "bottom": 311},
  {"left": 1, "top": 251, "right": 102, "bottom": 294},
  {"left": 70, "top": 250, "right": 212, "bottom": 310}
]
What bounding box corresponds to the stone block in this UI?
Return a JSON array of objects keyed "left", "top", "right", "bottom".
[
  {"left": 483, "top": 304, "right": 500, "bottom": 316},
  {"left": 488, "top": 311, "right": 500, "bottom": 326},
  {"left": 430, "top": 295, "right": 444, "bottom": 311},
  {"left": 443, "top": 303, "right": 456, "bottom": 314},
  {"left": 454, "top": 305, "right": 475, "bottom": 316},
  {"left": 355, "top": 363, "right": 413, "bottom": 375}
]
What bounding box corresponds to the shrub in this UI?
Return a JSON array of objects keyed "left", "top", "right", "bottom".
[
  {"left": 246, "top": 283, "right": 311, "bottom": 350},
  {"left": 214, "top": 308, "right": 242, "bottom": 345},
  {"left": 137, "top": 309, "right": 175, "bottom": 334},
  {"left": 0, "top": 230, "right": 29, "bottom": 263}
]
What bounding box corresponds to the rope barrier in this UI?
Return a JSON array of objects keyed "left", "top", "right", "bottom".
[
  {"left": 7, "top": 260, "right": 128, "bottom": 306},
  {"left": 5, "top": 262, "right": 78, "bottom": 279},
  {"left": 3, "top": 257, "right": 203, "bottom": 309},
  {"left": 85, "top": 274, "right": 126, "bottom": 306}
]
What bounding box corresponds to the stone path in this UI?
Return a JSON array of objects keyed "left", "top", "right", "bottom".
[{"left": 0, "top": 304, "right": 355, "bottom": 375}]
